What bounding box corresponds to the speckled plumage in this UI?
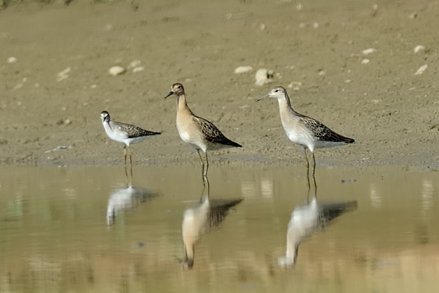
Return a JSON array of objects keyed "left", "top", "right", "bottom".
[
  {"left": 164, "top": 83, "right": 241, "bottom": 176},
  {"left": 298, "top": 114, "right": 354, "bottom": 144},
  {"left": 100, "top": 111, "right": 161, "bottom": 165},
  {"left": 258, "top": 86, "right": 354, "bottom": 176}
]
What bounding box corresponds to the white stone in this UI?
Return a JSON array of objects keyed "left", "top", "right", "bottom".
[
  {"left": 362, "top": 48, "right": 376, "bottom": 55},
  {"left": 57, "top": 67, "right": 71, "bottom": 77},
  {"left": 234, "top": 66, "right": 253, "bottom": 74},
  {"left": 7, "top": 57, "right": 17, "bottom": 63},
  {"left": 109, "top": 66, "right": 126, "bottom": 76},
  {"left": 409, "top": 12, "right": 417, "bottom": 19},
  {"left": 287, "top": 81, "right": 303, "bottom": 91},
  {"left": 361, "top": 59, "right": 370, "bottom": 64},
  {"left": 133, "top": 66, "right": 144, "bottom": 73},
  {"left": 255, "top": 69, "right": 274, "bottom": 86},
  {"left": 414, "top": 45, "right": 425, "bottom": 54},
  {"left": 128, "top": 60, "right": 141, "bottom": 68},
  {"left": 415, "top": 64, "right": 428, "bottom": 75}
]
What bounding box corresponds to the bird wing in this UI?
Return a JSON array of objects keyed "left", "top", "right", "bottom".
[
  {"left": 193, "top": 116, "right": 230, "bottom": 144},
  {"left": 116, "top": 122, "right": 161, "bottom": 139},
  {"left": 299, "top": 115, "right": 349, "bottom": 143}
]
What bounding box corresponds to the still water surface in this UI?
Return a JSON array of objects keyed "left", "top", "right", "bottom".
[{"left": 0, "top": 164, "right": 438, "bottom": 292}]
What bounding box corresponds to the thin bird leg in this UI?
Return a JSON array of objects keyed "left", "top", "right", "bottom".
[
  {"left": 306, "top": 173, "right": 311, "bottom": 199},
  {"left": 312, "top": 174, "right": 317, "bottom": 198},
  {"left": 303, "top": 149, "right": 311, "bottom": 190},
  {"left": 311, "top": 152, "right": 316, "bottom": 178},
  {"left": 124, "top": 146, "right": 127, "bottom": 166},
  {"left": 197, "top": 149, "right": 205, "bottom": 177},
  {"left": 124, "top": 165, "right": 128, "bottom": 183},
  {"left": 201, "top": 175, "right": 210, "bottom": 200},
  {"left": 128, "top": 145, "right": 133, "bottom": 166},
  {"left": 303, "top": 149, "right": 310, "bottom": 170},
  {"left": 204, "top": 151, "right": 209, "bottom": 177}
]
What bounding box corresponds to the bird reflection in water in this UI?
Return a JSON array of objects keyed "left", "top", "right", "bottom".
[
  {"left": 181, "top": 176, "right": 243, "bottom": 269},
  {"left": 278, "top": 196, "right": 357, "bottom": 268},
  {"left": 106, "top": 175, "right": 160, "bottom": 226}
]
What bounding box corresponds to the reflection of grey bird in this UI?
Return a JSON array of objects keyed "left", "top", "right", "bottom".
[
  {"left": 181, "top": 178, "right": 243, "bottom": 268},
  {"left": 278, "top": 198, "right": 357, "bottom": 268},
  {"left": 106, "top": 186, "right": 160, "bottom": 225}
]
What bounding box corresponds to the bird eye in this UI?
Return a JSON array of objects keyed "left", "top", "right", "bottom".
[{"left": 274, "top": 89, "right": 279, "bottom": 93}]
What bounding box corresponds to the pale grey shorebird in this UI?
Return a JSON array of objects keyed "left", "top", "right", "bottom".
[
  {"left": 258, "top": 87, "right": 354, "bottom": 176},
  {"left": 100, "top": 111, "right": 161, "bottom": 166},
  {"left": 164, "top": 83, "right": 242, "bottom": 176}
]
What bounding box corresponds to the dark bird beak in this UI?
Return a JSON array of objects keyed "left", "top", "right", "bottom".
[
  {"left": 256, "top": 94, "right": 269, "bottom": 102},
  {"left": 164, "top": 91, "right": 174, "bottom": 99}
]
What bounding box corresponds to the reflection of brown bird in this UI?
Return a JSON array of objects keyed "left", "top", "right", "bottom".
[
  {"left": 278, "top": 198, "right": 357, "bottom": 268},
  {"left": 164, "top": 83, "right": 241, "bottom": 177},
  {"left": 258, "top": 87, "right": 354, "bottom": 176},
  {"left": 181, "top": 178, "right": 243, "bottom": 268},
  {"left": 100, "top": 111, "right": 161, "bottom": 166}
]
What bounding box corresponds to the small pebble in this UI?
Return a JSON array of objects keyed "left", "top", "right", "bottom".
[
  {"left": 361, "top": 59, "right": 370, "bottom": 64},
  {"left": 362, "top": 48, "right": 376, "bottom": 55},
  {"left": 109, "top": 66, "right": 126, "bottom": 76},
  {"left": 128, "top": 60, "right": 141, "bottom": 68},
  {"left": 7, "top": 57, "right": 17, "bottom": 63},
  {"left": 287, "top": 81, "right": 302, "bottom": 90},
  {"left": 234, "top": 66, "right": 253, "bottom": 74},
  {"left": 57, "top": 67, "right": 71, "bottom": 82},
  {"left": 58, "top": 67, "right": 71, "bottom": 77},
  {"left": 133, "top": 66, "right": 144, "bottom": 73},
  {"left": 255, "top": 69, "right": 274, "bottom": 86},
  {"left": 414, "top": 45, "right": 425, "bottom": 54},
  {"left": 415, "top": 64, "right": 428, "bottom": 75},
  {"left": 409, "top": 11, "right": 417, "bottom": 19}
]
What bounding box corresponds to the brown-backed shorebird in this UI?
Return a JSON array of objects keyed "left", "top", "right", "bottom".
[{"left": 164, "top": 83, "right": 241, "bottom": 176}]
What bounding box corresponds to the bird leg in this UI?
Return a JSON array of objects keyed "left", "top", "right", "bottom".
[
  {"left": 303, "top": 149, "right": 310, "bottom": 170},
  {"left": 128, "top": 146, "right": 133, "bottom": 166},
  {"left": 204, "top": 152, "right": 209, "bottom": 177},
  {"left": 303, "top": 149, "right": 311, "bottom": 190},
  {"left": 311, "top": 152, "right": 316, "bottom": 178},
  {"left": 124, "top": 146, "right": 127, "bottom": 166},
  {"left": 197, "top": 150, "right": 205, "bottom": 177}
]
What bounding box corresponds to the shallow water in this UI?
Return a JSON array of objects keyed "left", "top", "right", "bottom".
[{"left": 0, "top": 164, "right": 438, "bottom": 293}]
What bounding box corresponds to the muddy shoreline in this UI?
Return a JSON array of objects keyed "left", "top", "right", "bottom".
[{"left": 1, "top": 0, "right": 438, "bottom": 169}]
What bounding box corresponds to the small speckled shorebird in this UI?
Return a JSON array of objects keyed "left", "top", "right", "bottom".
[
  {"left": 164, "top": 83, "right": 242, "bottom": 176},
  {"left": 100, "top": 111, "right": 161, "bottom": 166},
  {"left": 258, "top": 86, "right": 354, "bottom": 176}
]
